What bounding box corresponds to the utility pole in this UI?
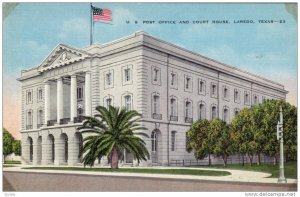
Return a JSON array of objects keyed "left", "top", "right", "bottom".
[{"left": 277, "top": 106, "right": 287, "bottom": 183}]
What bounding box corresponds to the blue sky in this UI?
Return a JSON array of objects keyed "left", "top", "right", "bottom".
[{"left": 2, "top": 3, "right": 297, "bottom": 137}]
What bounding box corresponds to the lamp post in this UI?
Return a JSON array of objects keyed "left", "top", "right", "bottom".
[{"left": 277, "top": 106, "right": 287, "bottom": 183}]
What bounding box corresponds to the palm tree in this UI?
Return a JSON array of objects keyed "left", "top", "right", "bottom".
[{"left": 78, "top": 105, "right": 150, "bottom": 169}]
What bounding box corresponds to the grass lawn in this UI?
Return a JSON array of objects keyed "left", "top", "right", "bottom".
[
  {"left": 3, "top": 165, "right": 16, "bottom": 168},
  {"left": 4, "top": 161, "right": 21, "bottom": 164},
  {"left": 22, "top": 166, "right": 231, "bottom": 176},
  {"left": 200, "top": 161, "right": 297, "bottom": 179}
]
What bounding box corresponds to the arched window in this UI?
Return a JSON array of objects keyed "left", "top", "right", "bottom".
[
  {"left": 151, "top": 131, "right": 157, "bottom": 152},
  {"left": 171, "top": 131, "right": 176, "bottom": 151},
  {"left": 223, "top": 107, "right": 229, "bottom": 123},
  {"left": 199, "top": 103, "right": 205, "bottom": 120},
  {"left": 211, "top": 105, "right": 217, "bottom": 119}
]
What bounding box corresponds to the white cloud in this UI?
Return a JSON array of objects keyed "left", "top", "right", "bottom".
[
  {"left": 58, "top": 18, "right": 90, "bottom": 40},
  {"left": 113, "top": 7, "right": 137, "bottom": 25}
]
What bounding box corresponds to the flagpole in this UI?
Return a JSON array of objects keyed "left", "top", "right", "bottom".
[{"left": 90, "top": 3, "right": 94, "bottom": 45}]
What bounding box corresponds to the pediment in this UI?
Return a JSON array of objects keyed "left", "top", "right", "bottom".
[{"left": 38, "top": 44, "right": 91, "bottom": 72}]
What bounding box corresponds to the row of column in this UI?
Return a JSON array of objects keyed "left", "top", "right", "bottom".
[{"left": 44, "top": 72, "right": 91, "bottom": 125}]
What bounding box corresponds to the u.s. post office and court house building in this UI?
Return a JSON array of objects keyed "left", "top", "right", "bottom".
[{"left": 18, "top": 31, "right": 287, "bottom": 166}]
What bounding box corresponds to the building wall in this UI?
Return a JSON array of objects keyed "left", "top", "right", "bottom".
[{"left": 18, "top": 32, "right": 287, "bottom": 166}]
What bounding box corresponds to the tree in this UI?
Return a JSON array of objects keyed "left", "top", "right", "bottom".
[
  {"left": 186, "top": 119, "right": 214, "bottom": 165},
  {"left": 251, "top": 105, "right": 267, "bottom": 165},
  {"left": 78, "top": 106, "right": 150, "bottom": 169},
  {"left": 210, "top": 119, "right": 232, "bottom": 166},
  {"left": 231, "top": 109, "right": 257, "bottom": 166},
  {"left": 12, "top": 140, "right": 21, "bottom": 156},
  {"left": 260, "top": 100, "right": 297, "bottom": 163},
  {"left": 3, "top": 128, "right": 14, "bottom": 159}
]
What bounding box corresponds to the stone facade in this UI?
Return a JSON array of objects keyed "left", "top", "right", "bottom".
[{"left": 18, "top": 31, "right": 287, "bottom": 166}]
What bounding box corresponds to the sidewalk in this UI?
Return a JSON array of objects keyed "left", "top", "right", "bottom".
[{"left": 3, "top": 165, "right": 297, "bottom": 184}]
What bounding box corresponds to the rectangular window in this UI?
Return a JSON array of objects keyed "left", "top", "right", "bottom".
[
  {"left": 234, "top": 89, "right": 239, "bottom": 102},
  {"left": 186, "top": 77, "right": 190, "bottom": 89},
  {"left": 211, "top": 83, "right": 218, "bottom": 98},
  {"left": 106, "top": 98, "right": 112, "bottom": 108},
  {"left": 171, "top": 73, "right": 176, "bottom": 86},
  {"left": 106, "top": 73, "right": 111, "bottom": 86},
  {"left": 244, "top": 91, "right": 250, "bottom": 105},
  {"left": 154, "top": 68, "right": 158, "bottom": 82},
  {"left": 124, "top": 68, "right": 130, "bottom": 82},
  {"left": 171, "top": 132, "right": 176, "bottom": 151},
  {"left": 124, "top": 95, "right": 132, "bottom": 111},
  {"left": 77, "top": 87, "right": 83, "bottom": 100},
  {"left": 184, "top": 75, "right": 192, "bottom": 92},
  {"left": 224, "top": 87, "right": 228, "bottom": 98},
  {"left": 170, "top": 99, "right": 176, "bottom": 116}
]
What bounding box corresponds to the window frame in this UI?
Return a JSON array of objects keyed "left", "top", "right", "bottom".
[
  {"left": 184, "top": 75, "right": 193, "bottom": 93},
  {"left": 122, "top": 65, "right": 133, "bottom": 85}
]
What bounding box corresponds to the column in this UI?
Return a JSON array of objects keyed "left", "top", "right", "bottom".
[
  {"left": 54, "top": 137, "right": 64, "bottom": 165},
  {"left": 67, "top": 138, "right": 76, "bottom": 166},
  {"left": 70, "top": 75, "right": 77, "bottom": 123},
  {"left": 85, "top": 72, "right": 91, "bottom": 116},
  {"left": 57, "top": 77, "right": 64, "bottom": 124},
  {"left": 44, "top": 81, "right": 51, "bottom": 126},
  {"left": 32, "top": 140, "right": 39, "bottom": 165}
]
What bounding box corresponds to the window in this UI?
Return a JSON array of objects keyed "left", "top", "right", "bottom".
[
  {"left": 37, "top": 109, "right": 43, "bottom": 127},
  {"left": 106, "top": 98, "right": 112, "bottom": 108},
  {"left": 122, "top": 65, "right": 133, "bottom": 85},
  {"left": 184, "top": 75, "right": 193, "bottom": 92},
  {"left": 223, "top": 87, "right": 228, "bottom": 99},
  {"left": 212, "top": 105, "right": 217, "bottom": 119},
  {"left": 234, "top": 108, "right": 240, "bottom": 116},
  {"left": 106, "top": 72, "right": 111, "bottom": 86},
  {"left": 186, "top": 77, "right": 191, "bottom": 89},
  {"left": 124, "top": 95, "right": 132, "bottom": 111},
  {"left": 153, "top": 95, "right": 159, "bottom": 114},
  {"left": 27, "top": 110, "right": 33, "bottom": 129},
  {"left": 254, "top": 95, "right": 259, "bottom": 105},
  {"left": 234, "top": 89, "right": 239, "bottom": 102},
  {"left": 171, "top": 73, "right": 176, "bottom": 86},
  {"left": 262, "top": 96, "right": 266, "bottom": 103},
  {"left": 171, "top": 131, "right": 176, "bottom": 151},
  {"left": 185, "top": 101, "right": 192, "bottom": 118},
  {"left": 151, "top": 131, "right": 157, "bottom": 152},
  {"left": 153, "top": 68, "right": 159, "bottom": 82},
  {"left": 27, "top": 91, "right": 32, "bottom": 104},
  {"left": 37, "top": 88, "right": 43, "bottom": 101},
  {"left": 77, "top": 86, "right": 84, "bottom": 100},
  {"left": 211, "top": 83, "right": 218, "bottom": 98},
  {"left": 199, "top": 103, "right": 205, "bottom": 120},
  {"left": 199, "top": 80, "right": 205, "bottom": 95},
  {"left": 124, "top": 68, "right": 130, "bottom": 82},
  {"left": 170, "top": 98, "right": 176, "bottom": 116},
  {"left": 244, "top": 91, "right": 250, "bottom": 105},
  {"left": 223, "top": 107, "right": 229, "bottom": 123}
]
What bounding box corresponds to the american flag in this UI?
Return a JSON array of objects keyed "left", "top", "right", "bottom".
[{"left": 92, "top": 6, "right": 112, "bottom": 22}]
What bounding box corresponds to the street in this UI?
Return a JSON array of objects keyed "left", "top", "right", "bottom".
[{"left": 3, "top": 171, "right": 297, "bottom": 192}]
